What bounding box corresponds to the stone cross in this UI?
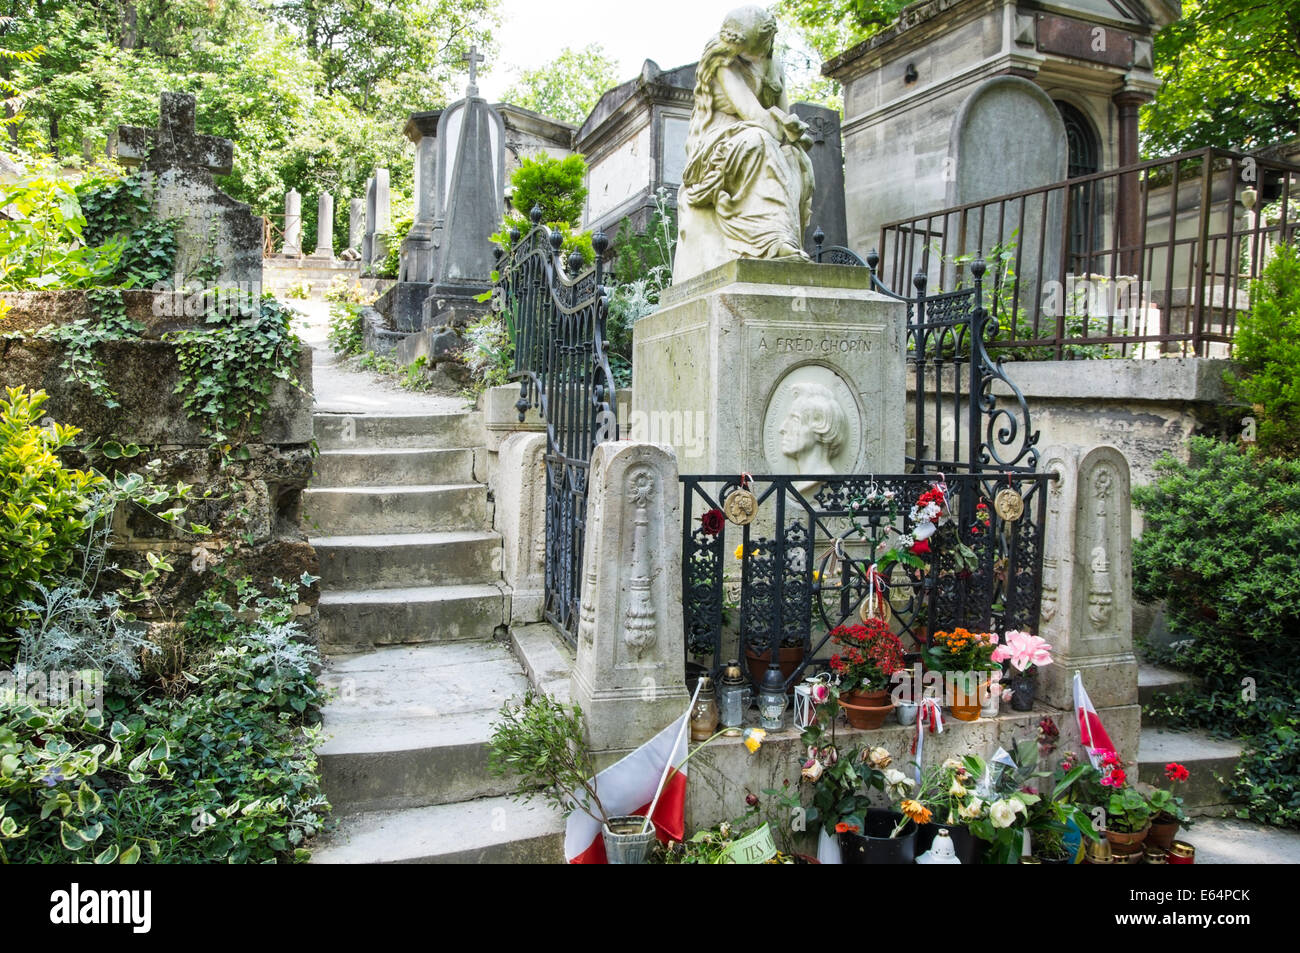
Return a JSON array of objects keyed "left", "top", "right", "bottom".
[
  {"left": 463, "top": 46, "right": 485, "bottom": 96},
  {"left": 116, "top": 92, "right": 234, "bottom": 177}
]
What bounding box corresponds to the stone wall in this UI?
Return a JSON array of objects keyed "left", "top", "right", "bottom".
[{"left": 0, "top": 290, "right": 320, "bottom": 636}]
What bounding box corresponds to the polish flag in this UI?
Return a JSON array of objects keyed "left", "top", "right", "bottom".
[
  {"left": 564, "top": 712, "right": 690, "bottom": 864},
  {"left": 1073, "top": 670, "right": 1117, "bottom": 768}
]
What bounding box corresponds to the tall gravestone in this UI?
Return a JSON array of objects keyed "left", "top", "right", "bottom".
[
  {"left": 116, "top": 92, "right": 262, "bottom": 290},
  {"left": 362, "top": 169, "right": 391, "bottom": 272},
  {"left": 348, "top": 198, "right": 365, "bottom": 255},
  {"left": 312, "top": 193, "right": 335, "bottom": 259},
  {"left": 400, "top": 112, "right": 440, "bottom": 282},
  {"left": 281, "top": 188, "right": 302, "bottom": 257},
  {"left": 791, "top": 103, "right": 848, "bottom": 252}
]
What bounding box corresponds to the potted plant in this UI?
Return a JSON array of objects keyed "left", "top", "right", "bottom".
[
  {"left": 488, "top": 690, "right": 658, "bottom": 864},
  {"left": 915, "top": 755, "right": 990, "bottom": 864},
  {"left": 925, "top": 628, "right": 1000, "bottom": 721},
  {"left": 991, "top": 629, "right": 1053, "bottom": 711},
  {"left": 1146, "top": 762, "right": 1192, "bottom": 850},
  {"left": 1027, "top": 757, "right": 1105, "bottom": 863},
  {"left": 1099, "top": 753, "right": 1151, "bottom": 853},
  {"left": 828, "top": 619, "right": 905, "bottom": 729}
]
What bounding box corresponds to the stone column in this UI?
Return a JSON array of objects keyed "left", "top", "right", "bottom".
[
  {"left": 571, "top": 442, "right": 690, "bottom": 754},
  {"left": 373, "top": 168, "right": 391, "bottom": 262},
  {"left": 348, "top": 197, "right": 365, "bottom": 254},
  {"left": 1036, "top": 444, "right": 1140, "bottom": 754},
  {"left": 1113, "top": 89, "right": 1151, "bottom": 277},
  {"left": 281, "top": 188, "right": 302, "bottom": 257},
  {"left": 362, "top": 176, "right": 376, "bottom": 267},
  {"left": 313, "top": 193, "right": 334, "bottom": 259},
  {"left": 497, "top": 432, "right": 548, "bottom": 624}
]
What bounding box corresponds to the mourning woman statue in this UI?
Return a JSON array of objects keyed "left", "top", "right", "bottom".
[{"left": 672, "top": 5, "right": 815, "bottom": 283}]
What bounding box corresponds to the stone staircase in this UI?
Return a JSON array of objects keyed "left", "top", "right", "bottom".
[
  {"left": 1137, "top": 662, "right": 1242, "bottom": 815},
  {"left": 304, "top": 406, "right": 564, "bottom": 863}
]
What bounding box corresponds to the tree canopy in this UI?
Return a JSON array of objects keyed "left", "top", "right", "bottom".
[{"left": 502, "top": 44, "right": 621, "bottom": 126}]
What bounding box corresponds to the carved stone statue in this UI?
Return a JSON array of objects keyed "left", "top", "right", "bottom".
[
  {"left": 672, "top": 5, "right": 815, "bottom": 284},
  {"left": 779, "top": 381, "right": 847, "bottom": 475}
]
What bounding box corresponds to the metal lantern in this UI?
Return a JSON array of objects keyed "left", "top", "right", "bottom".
[
  {"left": 794, "top": 675, "right": 826, "bottom": 729},
  {"left": 757, "top": 667, "right": 788, "bottom": 731},
  {"left": 717, "top": 661, "right": 749, "bottom": 735}
]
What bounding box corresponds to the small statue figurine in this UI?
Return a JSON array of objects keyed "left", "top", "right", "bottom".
[{"left": 672, "top": 5, "right": 815, "bottom": 284}]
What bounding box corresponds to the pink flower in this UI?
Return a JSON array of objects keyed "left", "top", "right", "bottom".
[
  {"left": 811, "top": 683, "right": 830, "bottom": 704},
  {"left": 990, "top": 630, "right": 1053, "bottom": 672}
]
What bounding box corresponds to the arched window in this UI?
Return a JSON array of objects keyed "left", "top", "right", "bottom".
[{"left": 1055, "top": 101, "right": 1103, "bottom": 272}]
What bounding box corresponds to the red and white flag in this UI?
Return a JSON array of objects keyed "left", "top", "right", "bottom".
[
  {"left": 564, "top": 712, "right": 689, "bottom": 864},
  {"left": 1073, "top": 670, "right": 1117, "bottom": 768}
]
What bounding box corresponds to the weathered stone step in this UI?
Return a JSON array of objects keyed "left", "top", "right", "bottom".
[
  {"left": 302, "top": 484, "right": 490, "bottom": 536},
  {"left": 318, "top": 583, "right": 509, "bottom": 654},
  {"left": 313, "top": 447, "right": 475, "bottom": 488},
  {"left": 1137, "top": 727, "right": 1242, "bottom": 812},
  {"left": 313, "top": 530, "right": 502, "bottom": 590},
  {"left": 309, "top": 795, "right": 564, "bottom": 864},
  {"left": 1138, "top": 662, "right": 1199, "bottom": 709},
  {"left": 317, "top": 643, "right": 526, "bottom": 814},
  {"left": 314, "top": 411, "right": 483, "bottom": 450}
]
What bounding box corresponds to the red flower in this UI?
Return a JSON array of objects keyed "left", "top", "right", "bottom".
[
  {"left": 745, "top": 793, "right": 759, "bottom": 807},
  {"left": 700, "top": 508, "right": 725, "bottom": 536},
  {"left": 1165, "top": 762, "right": 1190, "bottom": 783},
  {"left": 1101, "top": 751, "right": 1122, "bottom": 768},
  {"left": 835, "top": 822, "right": 859, "bottom": 834},
  {"left": 1100, "top": 768, "right": 1127, "bottom": 788},
  {"left": 910, "top": 539, "right": 931, "bottom": 555}
]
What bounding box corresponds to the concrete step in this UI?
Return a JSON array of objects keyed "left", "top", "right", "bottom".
[
  {"left": 314, "top": 411, "right": 483, "bottom": 450},
  {"left": 313, "top": 447, "right": 475, "bottom": 488},
  {"left": 510, "top": 622, "right": 574, "bottom": 703},
  {"left": 317, "top": 642, "right": 527, "bottom": 814},
  {"left": 309, "top": 795, "right": 565, "bottom": 864},
  {"left": 319, "top": 583, "right": 509, "bottom": 654},
  {"left": 313, "top": 530, "right": 502, "bottom": 590},
  {"left": 302, "top": 484, "right": 490, "bottom": 536},
  {"left": 1138, "top": 727, "right": 1242, "bottom": 811},
  {"left": 1138, "top": 662, "right": 1199, "bottom": 708}
]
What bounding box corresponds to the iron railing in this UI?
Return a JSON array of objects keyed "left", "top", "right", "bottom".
[
  {"left": 681, "top": 472, "right": 1052, "bottom": 690},
  {"left": 878, "top": 147, "right": 1300, "bottom": 359},
  {"left": 495, "top": 209, "right": 618, "bottom": 646}
]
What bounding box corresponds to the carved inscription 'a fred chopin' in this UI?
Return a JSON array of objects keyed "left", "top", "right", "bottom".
[{"left": 757, "top": 335, "right": 875, "bottom": 354}]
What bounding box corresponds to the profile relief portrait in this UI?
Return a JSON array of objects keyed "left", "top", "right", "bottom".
[
  {"left": 671, "top": 5, "right": 815, "bottom": 283},
  {"left": 779, "top": 381, "right": 848, "bottom": 475}
]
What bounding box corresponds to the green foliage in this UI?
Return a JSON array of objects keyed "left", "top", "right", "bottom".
[
  {"left": 358, "top": 350, "right": 398, "bottom": 374},
  {"left": 0, "top": 173, "right": 123, "bottom": 289},
  {"left": 607, "top": 189, "right": 677, "bottom": 386},
  {"left": 1, "top": 576, "right": 329, "bottom": 863},
  {"left": 1226, "top": 705, "right": 1300, "bottom": 828},
  {"left": 502, "top": 44, "right": 621, "bottom": 125},
  {"left": 508, "top": 154, "right": 588, "bottom": 229},
  {"left": 168, "top": 297, "right": 302, "bottom": 444},
  {"left": 323, "top": 275, "right": 376, "bottom": 306},
  {"left": 283, "top": 279, "right": 313, "bottom": 300},
  {"left": 488, "top": 690, "right": 607, "bottom": 824},
  {"left": 0, "top": 388, "right": 104, "bottom": 657},
  {"left": 459, "top": 312, "right": 514, "bottom": 404},
  {"left": 76, "top": 169, "right": 178, "bottom": 288},
  {"left": 399, "top": 356, "right": 434, "bottom": 391},
  {"left": 373, "top": 216, "right": 412, "bottom": 279},
  {"left": 1144, "top": 0, "right": 1300, "bottom": 154},
  {"left": 1225, "top": 243, "right": 1300, "bottom": 457},
  {"left": 1134, "top": 438, "right": 1300, "bottom": 825},
  {"left": 327, "top": 301, "right": 366, "bottom": 357}
]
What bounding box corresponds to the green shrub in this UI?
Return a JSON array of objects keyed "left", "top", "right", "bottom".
[
  {"left": 374, "top": 216, "right": 412, "bottom": 279},
  {"left": 508, "top": 154, "right": 587, "bottom": 228},
  {"left": 0, "top": 387, "right": 105, "bottom": 658},
  {"left": 1226, "top": 242, "right": 1300, "bottom": 457},
  {"left": 327, "top": 301, "right": 365, "bottom": 357},
  {"left": 1, "top": 576, "right": 329, "bottom": 863}
]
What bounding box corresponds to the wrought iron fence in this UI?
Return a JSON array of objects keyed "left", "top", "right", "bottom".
[
  {"left": 878, "top": 147, "right": 1300, "bottom": 359},
  {"left": 495, "top": 209, "right": 618, "bottom": 646},
  {"left": 681, "top": 472, "right": 1052, "bottom": 691}
]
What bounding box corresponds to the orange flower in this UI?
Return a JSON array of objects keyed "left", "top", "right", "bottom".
[
  {"left": 835, "top": 822, "right": 860, "bottom": 834},
  {"left": 900, "top": 800, "right": 932, "bottom": 825}
]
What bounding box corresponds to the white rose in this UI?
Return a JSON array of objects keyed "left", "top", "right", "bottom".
[
  {"left": 989, "top": 799, "right": 1019, "bottom": 828},
  {"left": 959, "top": 797, "right": 984, "bottom": 820}
]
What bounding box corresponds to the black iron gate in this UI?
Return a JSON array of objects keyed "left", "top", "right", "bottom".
[{"left": 495, "top": 210, "right": 618, "bottom": 646}]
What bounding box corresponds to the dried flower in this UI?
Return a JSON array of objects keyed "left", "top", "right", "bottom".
[
  {"left": 950, "top": 780, "right": 968, "bottom": 798},
  {"left": 866, "top": 746, "right": 892, "bottom": 769},
  {"left": 901, "top": 800, "right": 932, "bottom": 825},
  {"left": 801, "top": 758, "right": 824, "bottom": 782},
  {"left": 745, "top": 792, "right": 759, "bottom": 807}
]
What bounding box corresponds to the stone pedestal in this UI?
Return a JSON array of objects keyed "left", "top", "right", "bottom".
[
  {"left": 632, "top": 259, "right": 907, "bottom": 476},
  {"left": 571, "top": 442, "right": 690, "bottom": 754},
  {"left": 1036, "top": 445, "right": 1139, "bottom": 712},
  {"left": 312, "top": 193, "right": 334, "bottom": 259},
  {"left": 497, "top": 432, "right": 547, "bottom": 624},
  {"left": 282, "top": 189, "right": 302, "bottom": 257}
]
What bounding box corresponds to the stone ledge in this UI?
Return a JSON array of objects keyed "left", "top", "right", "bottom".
[{"left": 987, "top": 357, "right": 1233, "bottom": 403}]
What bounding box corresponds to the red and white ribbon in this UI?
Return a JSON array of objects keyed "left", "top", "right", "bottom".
[{"left": 910, "top": 697, "right": 945, "bottom": 783}]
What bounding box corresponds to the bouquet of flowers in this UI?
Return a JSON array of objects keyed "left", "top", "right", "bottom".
[{"left": 828, "top": 619, "right": 906, "bottom": 694}]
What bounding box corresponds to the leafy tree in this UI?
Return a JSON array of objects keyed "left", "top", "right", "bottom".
[
  {"left": 775, "top": 0, "right": 906, "bottom": 62},
  {"left": 1143, "top": 0, "right": 1300, "bottom": 154},
  {"left": 502, "top": 44, "right": 621, "bottom": 125},
  {"left": 508, "top": 154, "right": 588, "bottom": 228},
  {"left": 1225, "top": 243, "right": 1300, "bottom": 458}
]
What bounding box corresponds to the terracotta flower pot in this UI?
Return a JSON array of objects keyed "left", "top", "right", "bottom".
[
  {"left": 1105, "top": 823, "right": 1150, "bottom": 853},
  {"left": 1147, "top": 814, "right": 1180, "bottom": 850},
  {"left": 946, "top": 675, "right": 988, "bottom": 722},
  {"left": 744, "top": 643, "right": 804, "bottom": 687},
  {"left": 840, "top": 689, "right": 894, "bottom": 730}
]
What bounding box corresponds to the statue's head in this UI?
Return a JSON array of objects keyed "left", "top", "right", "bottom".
[
  {"left": 719, "top": 5, "right": 778, "bottom": 57},
  {"left": 780, "top": 382, "right": 847, "bottom": 466}
]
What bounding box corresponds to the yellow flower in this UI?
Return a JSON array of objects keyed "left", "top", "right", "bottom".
[
  {"left": 735, "top": 544, "right": 745, "bottom": 560},
  {"left": 742, "top": 727, "right": 766, "bottom": 753},
  {"left": 812, "top": 570, "right": 821, "bottom": 582}
]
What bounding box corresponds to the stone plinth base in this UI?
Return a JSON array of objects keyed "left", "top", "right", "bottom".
[
  {"left": 376, "top": 281, "right": 434, "bottom": 333},
  {"left": 633, "top": 259, "right": 907, "bottom": 475}
]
